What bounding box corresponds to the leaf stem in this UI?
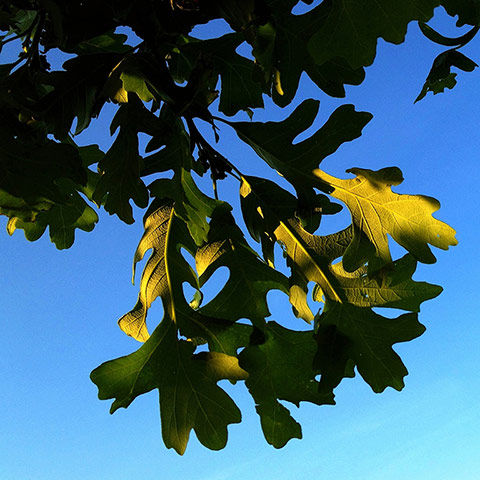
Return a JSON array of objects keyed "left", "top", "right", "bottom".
[{"left": 185, "top": 116, "right": 244, "bottom": 179}]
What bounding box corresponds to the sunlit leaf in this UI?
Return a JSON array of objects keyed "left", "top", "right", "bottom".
[
  {"left": 314, "top": 167, "right": 458, "bottom": 272},
  {"left": 240, "top": 176, "right": 346, "bottom": 319},
  {"left": 148, "top": 169, "right": 229, "bottom": 246},
  {"left": 117, "top": 202, "right": 197, "bottom": 341},
  {"left": 0, "top": 0, "right": 462, "bottom": 455}
]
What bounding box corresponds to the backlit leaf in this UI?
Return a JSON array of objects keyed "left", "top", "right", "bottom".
[
  {"left": 34, "top": 53, "right": 124, "bottom": 138},
  {"left": 117, "top": 202, "right": 197, "bottom": 341},
  {"left": 441, "top": 0, "right": 480, "bottom": 26},
  {"left": 314, "top": 167, "right": 458, "bottom": 272},
  {"left": 240, "top": 176, "right": 345, "bottom": 319},
  {"left": 416, "top": 49, "right": 478, "bottom": 102},
  {"left": 176, "top": 33, "right": 264, "bottom": 115},
  {"left": 254, "top": 10, "right": 364, "bottom": 106},
  {"left": 0, "top": 132, "right": 86, "bottom": 203},
  {"left": 91, "top": 319, "right": 242, "bottom": 455},
  {"left": 92, "top": 97, "right": 157, "bottom": 223},
  {"left": 66, "top": 30, "right": 131, "bottom": 55},
  {"left": 148, "top": 169, "right": 229, "bottom": 246}
]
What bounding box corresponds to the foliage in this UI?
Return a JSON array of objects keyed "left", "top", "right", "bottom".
[{"left": 2, "top": 0, "right": 475, "bottom": 454}]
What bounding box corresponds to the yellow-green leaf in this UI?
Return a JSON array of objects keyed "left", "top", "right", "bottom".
[
  {"left": 118, "top": 203, "right": 197, "bottom": 341},
  {"left": 314, "top": 167, "right": 458, "bottom": 272}
]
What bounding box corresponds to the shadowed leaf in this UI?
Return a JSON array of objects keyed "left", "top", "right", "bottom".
[
  {"left": 308, "top": 0, "right": 438, "bottom": 69},
  {"left": 315, "top": 301, "right": 426, "bottom": 393},
  {"left": 231, "top": 100, "right": 372, "bottom": 195},
  {"left": 239, "top": 322, "right": 334, "bottom": 447}
]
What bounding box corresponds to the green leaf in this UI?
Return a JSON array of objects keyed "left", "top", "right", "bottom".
[
  {"left": 415, "top": 72, "right": 458, "bottom": 102},
  {"left": 2, "top": 0, "right": 462, "bottom": 454},
  {"left": 148, "top": 169, "right": 229, "bottom": 246},
  {"left": 418, "top": 22, "right": 480, "bottom": 47},
  {"left": 116, "top": 196, "right": 254, "bottom": 353},
  {"left": 208, "top": 0, "right": 257, "bottom": 32},
  {"left": 34, "top": 53, "right": 124, "bottom": 138},
  {"left": 203, "top": 33, "right": 264, "bottom": 116},
  {"left": 196, "top": 211, "right": 289, "bottom": 327},
  {"left": 177, "top": 33, "right": 264, "bottom": 116},
  {"left": 314, "top": 254, "right": 443, "bottom": 312},
  {"left": 117, "top": 202, "right": 198, "bottom": 341},
  {"left": 93, "top": 201, "right": 254, "bottom": 453},
  {"left": 231, "top": 100, "right": 372, "bottom": 195},
  {"left": 416, "top": 49, "right": 478, "bottom": 102},
  {"left": 254, "top": 12, "right": 365, "bottom": 106},
  {"left": 239, "top": 322, "right": 334, "bottom": 447},
  {"left": 3, "top": 141, "right": 101, "bottom": 248},
  {"left": 0, "top": 188, "right": 53, "bottom": 225},
  {"left": 275, "top": 217, "right": 344, "bottom": 305},
  {"left": 1, "top": 8, "right": 36, "bottom": 36},
  {"left": 8, "top": 187, "right": 98, "bottom": 249},
  {"left": 142, "top": 114, "right": 193, "bottom": 176},
  {"left": 0, "top": 132, "right": 86, "bottom": 205},
  {"left": 92, "top": 98, "right": 153, "bottom": 224},
  {"left": 308, "top": 0, "right": 439, "bottom": 69},
  {"left": 240, "top": 175, "right": 345, "bottom": 320},
  {"left": 65, "top": 30, "right": 132, "bottom": 55},
  {"left": 314, "top": 167, "right": 458, "bottom": 272},
  {"left": 240, "top": 174, "right": 443, "bottom": 320},
  {"left": 315, "top": 301, "right": 426, "bottom": 393},
  {"left": 441, "top": 0, "right": 480, "bottom": 26},
  {"left": 105, "top": 54, "right": 157, "bottom": 103},
  {"left": 91, "top": 319, "right": 242, "bottom": 455}
]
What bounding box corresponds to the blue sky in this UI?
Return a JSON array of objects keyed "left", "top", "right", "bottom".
[{"left": 2, "top": 7, "right": 480, "bottom": 480}]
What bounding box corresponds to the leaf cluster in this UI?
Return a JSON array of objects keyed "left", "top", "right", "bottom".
[{"left": 0, "top": 0, "right": 467, "bottom": 452}]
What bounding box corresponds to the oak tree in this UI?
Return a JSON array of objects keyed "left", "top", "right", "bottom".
[{"left": 1, "top": 0, "right": 476, "bottom": 454}]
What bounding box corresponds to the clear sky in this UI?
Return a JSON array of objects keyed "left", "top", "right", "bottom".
[{"left": 1, "top": 7, "right": 480, "bottom": 480}]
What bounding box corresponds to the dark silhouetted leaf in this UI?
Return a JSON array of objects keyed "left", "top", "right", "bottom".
[
  {"left": 308, "top": 0, "right": 438, "bottom": 69},
  {"left": 416, "top": 49, "right": 478, "bottom": 102}
]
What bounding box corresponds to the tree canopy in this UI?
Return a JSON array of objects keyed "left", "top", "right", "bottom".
[{"left": 1, "top": 0, "right": 476, "bottom": 454}]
